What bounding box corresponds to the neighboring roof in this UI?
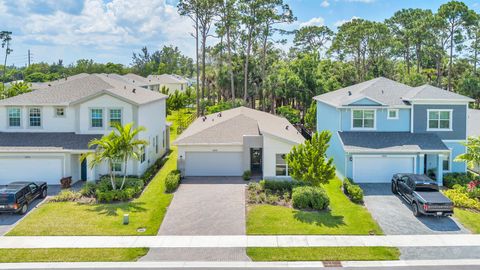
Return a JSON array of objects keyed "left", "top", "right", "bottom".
[
  {"left": 122, "top": 73, "right": 158, "bottom": 86},
  {"left": 148, "top": 74, "right": 188, "bottom": 84},
  {"left": 468, "top": 109, "right": 480, "bottom": 137},
  {"left": 175, "top": 106, "right": 305, "bottom": 145},
  {"left": 314, "top": 77, "right": 473, "bottom": 107},
  {"left": 338, "top": 131, "right": 449, "bottom": 153},
  {"left": 0, "top": 73, "right": 167, "bottom": 106},
  {"left": 0, "top": 132, "right": 101, "bottom": 152},
  {"left": 404, "top": 84, "right": 474, "bottom": 102},
  {"left": 30, "top": 73, "right": 90, "bottom": 90}
]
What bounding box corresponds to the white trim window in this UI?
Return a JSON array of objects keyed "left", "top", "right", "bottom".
[
  {"left": 275, "top": 154, "right": 288, "bottom": 176},
  {"left": 109, "top": 109, "right": 122, "bottom": 127},
  {"left": 90, "top": 109, "right": 103, "bottom": 128},
  {"left": 428, "top": 109, "right": 452, "bottom": 131},
  {"left": 28, "top": 107, "right": 41, "bottom": 127},
  {"left": 387, "top": 109, "right": 399, "bottom": 119},
  {"left": 112, "top": 161, "right": 123, "bottom": 173},
  {"left": 352, "top": 109, "right": 375, "bottom": 129},
  {"left": 443, "top": 152, "right": 451, "bottom": 172},
  {"left": 7, "top": 107, "right": 21, "bottom": 127},
  {"left": 140, "top": 146, "right": 146, "bottom": 163},
  {"left": 55, "top": 107, "right": 66, "bottom": 117}
]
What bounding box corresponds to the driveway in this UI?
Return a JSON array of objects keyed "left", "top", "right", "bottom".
[
  {"left": 360, "top": 184, "right": 469, "bottom": 235},
  {"left": 142, "top": 177, "right": 249, "bottom": 261},
  {"left": 158, "top": 177, "right": 246, "bottom": 235},
  {"left": 0, "top": 182, "right": 83, "bottom": 235}
]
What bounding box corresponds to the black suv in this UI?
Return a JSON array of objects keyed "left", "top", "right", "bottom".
[
  {"left": 392, "top": 174, "right": 453, "bottom": 217},
  {"left": 0, "top": 182, "right": 48, "bottom": 215}
]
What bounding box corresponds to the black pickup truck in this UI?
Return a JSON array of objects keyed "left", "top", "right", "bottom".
[
  {"left": 391, "top": 173, "right": 454, "bottom": 217},
  {"left": 0, "top": 182, "right": 48, "bottom": 215}
]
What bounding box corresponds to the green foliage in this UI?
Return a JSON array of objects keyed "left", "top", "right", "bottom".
[
  {"left": 287, "top": 131, "right": 336, "bottom": 186},
  {"left": 304, "top": 102, "right": 316, "bottom": 131},
  {"left": 50, "top": 190, "right": 82, "bottom": 202},
  {"left": 455, "top": 136, "right": 480, "bottom": 170},
  {"left": 80, "top": 182, "right": 97, "bottom": 197},
  {"left": 95, "top": 178, "right": 144, "bottom": 203},
  {"left": 0, "top": 81, "right": 31, "bottom": 99},
  {"left": 205, "top": 99, "right": 245, "bottom": 114},
  {"left": 276, "top": 105, "right": 301, "bottom": 124},
  {"left": 443, "top": 172, "right": 479, "bottom": 188},
  {"left": 292, "top": 186, "right": 329, "bottom": 210},
  {"left": 343, "top": 178, "right": 364, "bottom": 204},
  {"left": 165, "top": 171, "right": 181, "bottom": 193},
  {"left": 443, "top": 188, "right": 480, "bottom": 210},
  {"left": 243, "top": 170, "right": 252, "bottom": 181},
  {"left": 260, "top": 179, "right": 306, "bottom": 193}
]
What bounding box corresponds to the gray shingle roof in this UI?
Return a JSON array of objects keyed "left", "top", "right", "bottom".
[
  {"left": 338, "top": 131, "right": 449, "bottom": 153},
  {"left": 122, "top": 73, "right": 158, "bottom": 86},
  {"left": 314, "top": 77, "right": 473, "bottom": 107},
  {"left": 468, "top": 109, "right": 480, "bottom": 137},
  {"left": 175, "top": 107, "right": 305, "bottom": 145},
  {"left": 0, "top": 132, "right": 102, "bottom": 152},
  {"left": 0, "top": 74, "right": 167, "bottom": 106},
  {"left": 148, "top": 74, "right": 188, "bottom": 84}
]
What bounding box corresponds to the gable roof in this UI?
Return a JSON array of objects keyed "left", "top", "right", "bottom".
[
  {"left": 175, "top": 107, "right": 305, "bottom": 145},
  {"left": 122, "top": 73, "right": 158, "bottom": 86},
  {"left": 314, "top": 77, "right": 473, "bottom": 107},
  {"left": 148, "top": 74, "right": 188, "bottom": 84},
  {"left": 0, "top": 74, "right": 167, "bottom": 106},
  {"left": 30, "top": 73, "right": 90, "bottom": 90}
]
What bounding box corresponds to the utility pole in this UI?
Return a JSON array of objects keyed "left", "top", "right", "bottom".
[{"left": 28, "top": 49, "right": 31, "bottom": 67}]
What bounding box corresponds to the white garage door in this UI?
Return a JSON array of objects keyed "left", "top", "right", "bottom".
[
  {"left": 353, "top": 156, "right": 415, "bottom": 183},
  {"left": 185, "top": 152, "right": 243, "bottom": 176},
  {"left": 0, "top": 157, "right": 64, "bottom": 185}
]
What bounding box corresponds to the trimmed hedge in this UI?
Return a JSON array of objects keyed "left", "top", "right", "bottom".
[
  {"left": 259, "top": 179, "right": 307, "bottom": 193},
  {"left": 292, "top": 186, "right": 329, "bottom": 210},
  {"left": 95, "top": 178, "right": 144, "bottom": 203},
  {"left": 343, "top": 178, "right": 364, "bottom": 204},
  {"left": 165, "top": 170, "right": 181, "bottom": 193},
  {"left": 443, "top": 187, "right": 480, "bottom": 211}
]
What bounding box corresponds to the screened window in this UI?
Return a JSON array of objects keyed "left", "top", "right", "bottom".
[
  {"left": 91, "top": 109, "right": 103, "bottom": 128},
  {"left": 140, "top": 146, "right": 146, "bottom": 163},
  {"left": 109, "top": 109, "right": 122, "bottom": 127},
  {"left": 352, "top": 110, "right": 375, "bottom": 129},
  {"left": 428, "top": 110, "right": 451, "bottom": 130},
  {"left": 29, "top": 108, "right": 41, "bottom": 127},
  {"left": 55, "top": 107, "right": 65, "bottom": 117},
  {"left": 275, "top": 154, "right": 288, "bottom": 176},
  {"left": 8, "top": 107, "right": 21, "bottom": 127}
]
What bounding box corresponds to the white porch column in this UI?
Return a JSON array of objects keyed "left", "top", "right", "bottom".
[
  {"left": 86, "top": 155, "right": 96, "bottom": 182},
  {"left": 437, "top": 154, "right": 444, "bottom": 186},
  {"left": 418, "top": 154, "right": 425, "bottom": 175}
]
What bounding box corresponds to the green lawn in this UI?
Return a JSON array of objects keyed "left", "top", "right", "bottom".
[
  {"left": 6, "top": 110, "right": 190, "bottom": 236},
  {"left": 247, "top": 247, "right": 400, "bottom": 261},
  {"left": 454, "top": 208, "right": 480, "bottom": 233},
  {"left": 247, "top": 178, "right": 383, "bottom": 235},
  {"left": 0, "top": 248, "right": 148, "bottom": 263}
]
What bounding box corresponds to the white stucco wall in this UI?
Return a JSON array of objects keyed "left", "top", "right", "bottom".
[
  {"left": 160, "top": 83, "right": 187, "bottom": 92},
  {"left": 262, "top": 133, "right": 298, "bottom": 179},
  {"left": 0, "top": 106, "right": 75, "bottom": 132}
]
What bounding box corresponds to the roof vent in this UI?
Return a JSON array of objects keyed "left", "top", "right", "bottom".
[
  {"left": 132, "top": 88, "right": 136, "bottom": 93},
  {"left": 348, "top": 91, "right": 352, "bottom": 96},
  {"left": 382, "top": 90, "right": 384, "bottom": 94},
  {"left": 285, "top": 125, "right": 289, "bottom": 130},
  {"left": 124, "top": 85, "right": 126, "bottom": 89},
  {"left": 218, "top": 112, "right": 222, "bottom": 117}
]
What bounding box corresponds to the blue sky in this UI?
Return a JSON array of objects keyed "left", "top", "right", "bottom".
[{"left": 1, "top": 0, "right": 480, "bottom": 67}]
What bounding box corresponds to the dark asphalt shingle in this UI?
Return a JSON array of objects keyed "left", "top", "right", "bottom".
[
  {"left": 0, "top": 132, "right": 102, "bottom": 151},
  {"left": 338, "top": 131, "right": 449, "bottom": 153}
]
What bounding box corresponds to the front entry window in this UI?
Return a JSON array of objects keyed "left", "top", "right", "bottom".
[{"left": 275, "top": 154, "right": 288, "bottom": 176}]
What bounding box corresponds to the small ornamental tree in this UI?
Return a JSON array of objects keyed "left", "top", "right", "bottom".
[
  {"left": 287, "top": 131, "right": 336, "bottom": 186},
  {"left": 455, "top": 136, "right": 480, "bottom": 170}
]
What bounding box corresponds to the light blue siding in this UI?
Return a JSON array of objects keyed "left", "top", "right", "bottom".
[
  {"left": 445, "top": 141, "right": 467, "bottom": 173},
  {"left": 341, "top": 108, "right": 410, "bottom": 132},
  {"left": 317, "top": 101, "right": 346, "bottom": 177},
  {"left": 348, "top": 98, "right": 382, "bottom": 106}
]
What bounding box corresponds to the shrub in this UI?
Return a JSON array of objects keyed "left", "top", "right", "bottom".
[
  {"left": 95, "top": 177, "right": 144, "bottom": 202},
  {"left": 50, "top": 190, "right": 82, "bottom": 202},
  {"left": 292, "top": 186, "right": 329, "bottom": 211},
  {"left": 243, "top": 170, "right": 252, "bottom": 181},
  {"left": 443, "top": 172, "right": 478, "bottom": 189},
  {"left": 80, "top": 182, "right": 97, "bottom": 197},
  {"left": 165, "top": 171, "right": 181, "bottom": 193},
  {"left": 343, "top": 178, "right": 364, "bottom": 203},
  {"left": 443, "top": 188, "right": 480, "bottom": 211},
  {"left": 260, "top": 179, "right": 306, "bottom": 193},
  {"left": 142, "top": 157, "right": 168, "bottom": 184}
]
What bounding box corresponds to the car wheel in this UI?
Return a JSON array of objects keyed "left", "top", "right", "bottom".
[
  {"left": 391, "top": 183, "right": 398, "bottom": 194},
  {"left": 41, "top": 189, "right": 47, "bottom": 199},
  {"left": 19, "top": 204, "right": 28, "bottom": 215},
  {"left": 412, "top": 203, "right": 421, "bottom": 217}
]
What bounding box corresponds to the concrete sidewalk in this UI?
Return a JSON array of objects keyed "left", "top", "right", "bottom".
[{"left": 0, "top": 234, "right": 480, "bottom": 248}]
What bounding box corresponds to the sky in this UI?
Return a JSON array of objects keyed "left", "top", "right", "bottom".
[{"left": 1, "top": 0, "right": 480, "bottom": 67}]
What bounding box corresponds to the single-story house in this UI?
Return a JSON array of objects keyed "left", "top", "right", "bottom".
[{"left": 174, "top": 106, "right": 305, "bottom": 178}]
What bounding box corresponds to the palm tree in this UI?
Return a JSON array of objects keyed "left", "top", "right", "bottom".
[
  {"left": 112, "top": 122, "right": 148, "bottom": 190},
  {"left": 81, "top": 132, "right": 120, "bottom": 190},
  {"left": 455, "top": 136, "right": 480, "bottom": 171}
]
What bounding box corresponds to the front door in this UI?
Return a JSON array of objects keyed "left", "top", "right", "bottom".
[
  {"left": 250, "top": 148, "right": 263, "bottom": 174},
  {"left": 81, "top": 159, "right": 87, "bottom": 181}
]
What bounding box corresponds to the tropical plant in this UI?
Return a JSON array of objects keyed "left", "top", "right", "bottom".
[{"left": 455, "top": 136, "right": 480, "bottom": 170}]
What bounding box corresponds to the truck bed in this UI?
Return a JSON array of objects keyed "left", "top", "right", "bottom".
[{"left": 415, "top": 191, "right": 452, "bottom": 204}]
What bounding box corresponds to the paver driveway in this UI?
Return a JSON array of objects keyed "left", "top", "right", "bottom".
[
  {"left": 142, "top": 177, "right": 249, "bottom": 261},
  {"left": 361, "top": 184, "right": 469, "bottom": 235},
  {"left": 158, "top": 177, "right": 246, "bottom": 235}
]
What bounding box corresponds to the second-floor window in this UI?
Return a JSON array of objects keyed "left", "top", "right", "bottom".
[
  {"left": 91, "top": 109, "right": 103, "bottom": 128},
  {"left": 428, "top": 110, "right": 452, "bottom": 130},
  {"left": 109, "top": 109, "right": 122, "bottom": 127},
  {"left": 29, "top": 108, "right": 41, "bottom": 127},
  {"left": 8, "top": 107, "right": 21, "bottom": 127},
  {"left": 352, "top": 109, "right": 375, "bottom": 129}
]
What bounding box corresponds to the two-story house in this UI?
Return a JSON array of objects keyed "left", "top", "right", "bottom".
[
  {"left": 314, "top": 77, "right": 473, "bottom": 185},
  {"left": 0, "top": 74, "right": 168, "bottom": 185},
  {"left": 147, "top": 74, "right": 189, "bottom": 92}
]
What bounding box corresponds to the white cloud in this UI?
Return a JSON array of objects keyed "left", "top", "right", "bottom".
[
  {"left": 299, "top": 17, "right": 325, "bottom": 27},
  {"left": 334, "top": 16, "right": 360, "bottom": 27},
  {"left": 321, "top": 0, "right": 330, "bottom": 7}
]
